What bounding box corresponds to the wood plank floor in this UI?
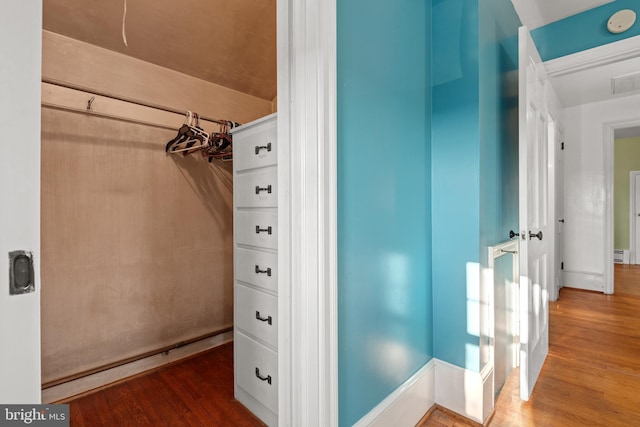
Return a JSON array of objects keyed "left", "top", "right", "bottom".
[
  {"left": 421, "top": 264, "right": 640, "bottom": 426},
  {"left": 67, "top": 265, "right": 640, "bottom": 426},
  {"left": 66, "top": 342, "right": 265, "bottom": 427}
]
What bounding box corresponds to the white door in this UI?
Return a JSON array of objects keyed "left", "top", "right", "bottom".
[
  {"left": 549, "top": 119, "right": 564, "bottom": 302},
  {"left": 554, "top": 126, "right": 565, "bottom": 299},
  {"left": 518, "top": 26, "right": 551, "bottom": 401},
  {"left": 0, "top": 0, "right": 42, "bottom": 403},
  {"left": 634, "top": 174, "right": 640, "bottom": 264}
]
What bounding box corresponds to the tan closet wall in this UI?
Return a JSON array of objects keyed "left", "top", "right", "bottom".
[{"left": 41, "top": 31, "right": 272, "bottom": 384}]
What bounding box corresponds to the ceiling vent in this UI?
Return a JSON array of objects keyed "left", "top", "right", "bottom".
[{"left": 612, "top": 71, "right": 640, "bottom": 95}]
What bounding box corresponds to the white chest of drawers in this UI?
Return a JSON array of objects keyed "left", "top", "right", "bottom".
[{"left": 231, "top": 113, "right": 278, "bottom": 426}]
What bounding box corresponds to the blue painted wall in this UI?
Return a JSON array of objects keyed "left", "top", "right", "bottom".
[
  {"left": 337, "top": 0, "right": 519, "bottom": 423},
  {"left": 337, "top": 1, "right": 432, "bottom": 425},
  {"left": 532, "top": 0, "right": 640, "bottom": 61},
  {"left": 478, "top": 0, "right": 521, "bottom": 368},
  {"left": 431, "top": 0, "right": 481, "bottom": 371},
  {"left": 431, "top": 0, "right": 520, "bottom": 372}
]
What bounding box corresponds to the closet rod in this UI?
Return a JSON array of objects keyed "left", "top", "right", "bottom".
[
  {"left": 42, "top": 101, "right": 178, "bottom": 132},
  {"left": 42, "top": 77, "right": 232, "bottom": 126}
]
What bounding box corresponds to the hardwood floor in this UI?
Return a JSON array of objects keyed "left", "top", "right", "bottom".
[
  {"left": 421, "top": 264, "right": 640, "bottom": 426},
  {"left": 614, "top": 263, "right": 640, "bottom": 297},
  {"left": 66, "top": 342, "right": 265, "bottom": 427},
  {"left": 67, "top": 265, "right": 640, "bottom": 426},
  {"left": 418, "top": 406, "right": 482, "bottom": 427}
]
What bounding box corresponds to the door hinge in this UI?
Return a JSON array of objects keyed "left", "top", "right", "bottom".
[
  {"left": 561, "top": 262, "right": 564, "bottom": 270},
  {"left": 561, "top": 142, "right": 565, "bottom": 150}
]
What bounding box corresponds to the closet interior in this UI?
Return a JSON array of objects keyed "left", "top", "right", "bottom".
[{"left": 41, "top": 0, "right": 277, "bottom": 424}]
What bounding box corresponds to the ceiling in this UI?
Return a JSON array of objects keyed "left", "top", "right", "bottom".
[
  {"left": 511, "top": 0, "right": 614, "bottom": 29},
  {"left": 550, "top": 55, "right": 640, "bottom": 107},
  {"left": 42, "top": 0, "right": 277, "bottom": 101}
]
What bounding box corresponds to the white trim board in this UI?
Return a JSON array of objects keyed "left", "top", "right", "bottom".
[
  {"left": 277, "top": 0, "right": 338, "bottom": 425},
  {"left": 630, "top": 171, "right": 640, "bottom": 265},
  {"left": 546, "top": 35, "right": 640, "bottom": 78},
  {"left": 604, "top": 118, "right": 640, "bottom": 294},
  {"left": 435, "top": 360, "right": 494, "bottom": 424},
  {"left": 354, "top": 361, "right": 436, "bottom": 427},
  {"left": 562, "top": 270, "right": 605, "bottom": 292},
  {"left": 42, "top": 331, "right": 233, "bottom": 403},
  {"left": 354, "top": 359, "right": 494, "bottom": 426},
  {"left": 552, "top": 38, "right": 640, "bottom": 296}
]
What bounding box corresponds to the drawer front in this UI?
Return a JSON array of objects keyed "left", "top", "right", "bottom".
[
  {"left": 233, "top": 119, "right": 277, "bottom": 172},
  {"left": 235, "top": 168, "right": 277, "bottom": 208},
  {"left": 236, "top": 332, "right": 278, "bottom": 413},
  {"left": 235, "top": 212, "right": 278, "bottom": 250},
  {"left": 236, "top": 248, "right": 277, "bottom": 293},
  {"left": 235, "top": 284, "right": 278, "bottom": 348}
]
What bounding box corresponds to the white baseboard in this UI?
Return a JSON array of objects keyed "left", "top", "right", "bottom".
[
  {"left": 42, "top": 331, "right": 233, "bottom": 403},
  {"left": 354, "top": 357, "right": 495, "bottom": 426},
  {"left": 562, "top": 270, "right": 604, "bottom": 292},
  {"left": 435, "top": 359, "right": 494, "bottom": 424},
  {"left": 354, "top": 359, "right": 436, "bottom": 427}
]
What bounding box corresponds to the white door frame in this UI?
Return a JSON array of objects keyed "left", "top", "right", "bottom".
[
  {"left": 277, "top": 0, "right": 338, "bottom": 426},
  {"left": 546, "top": 36, "right": 640, "bottom": 296},
  {"left": 547, "top": 101, "right": 562, "bottom": 303},
  {"left": 604, "top": 119, "right": 640, "bottom": 293},
  {"left": 0, "top": 0, "right": 336, "bottom": 417},
  {"left": 0, "top": 0, "right": 43, "bottom": 404},
  {"left": 4, "top": 0, "right": 337, "bottom": 420},
  {"left": 551, "top": 120, "right": 565, "bottom": 301},
  {"left": 629, "top": 171, "right": 640, "bottom": 264}
]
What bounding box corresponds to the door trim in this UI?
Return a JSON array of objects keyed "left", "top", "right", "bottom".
[
  {"left": 0, "top": 0, "right": 43, "bottom": 403},
  {"left": 544, "top": 36, "right": 640, "bottom": 297},
  {"left": 629, "top": 171, "right": 640, "bottom": 264},
  {"left": 604, "top": 119, "right": 640, "bottom": 294},
  {"left": 277, "top": 0, "right": 338, "bottom": 425},
  {"left": 545, "top": 34, "right": 640, "bottom": 78}
]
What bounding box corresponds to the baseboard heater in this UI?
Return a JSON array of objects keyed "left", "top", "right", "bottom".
[{"left": 614, "top": 249, "right": 630, "bottom": 264}]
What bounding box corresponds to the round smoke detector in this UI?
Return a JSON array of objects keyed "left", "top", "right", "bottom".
[{"left": 607, "top": 9, "right": 636, "bottom": 34}]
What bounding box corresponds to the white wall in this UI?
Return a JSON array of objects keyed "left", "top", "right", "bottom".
[
  {"left": 562, "top": 93, "right": 640, "bottom": 291},
  {"left": 0, "top": 0, "right": 42, "bottom": 403}
]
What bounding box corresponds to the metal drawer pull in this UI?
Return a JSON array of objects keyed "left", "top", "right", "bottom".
[
  {"left": 256, "top": 311, "right": 273, "bottom": 325},
  {"left": 255, "top": 265, "right": 272, "bottom": 277},
  {"left": 255, "top": 367, "right": 272, "bottom": 385},
  {"left": 255, "top": 225, "right": 273, "bottom": 235},
  {"left": 254, "top": 142, "right": 272, "bottom": 155},
  {"left": 255, "top": 185, "right": 272, "bottom": 194}
]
